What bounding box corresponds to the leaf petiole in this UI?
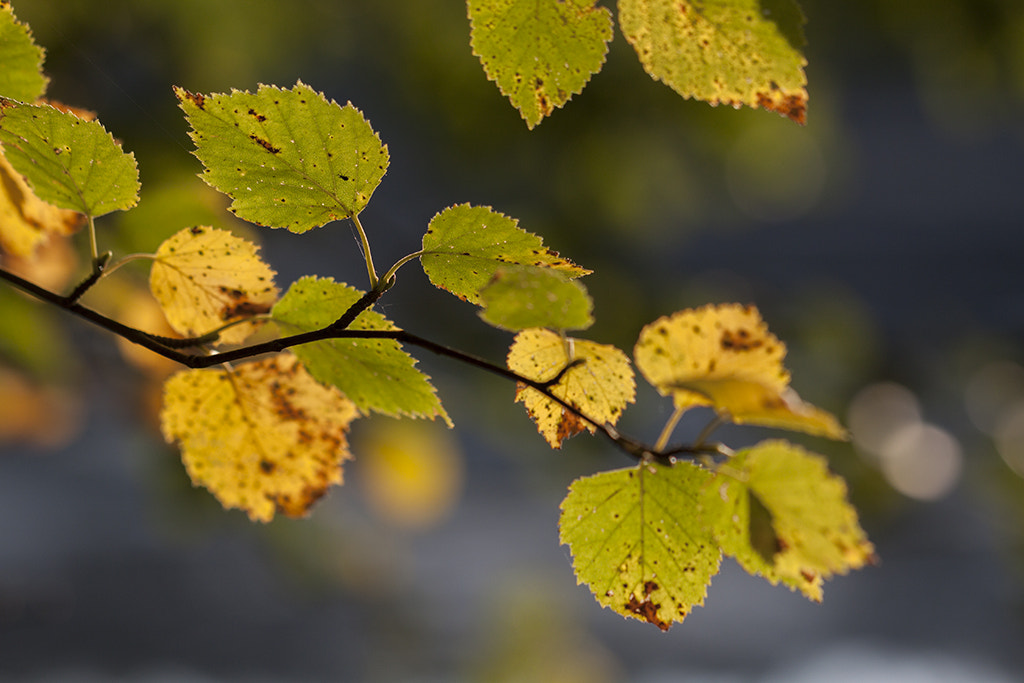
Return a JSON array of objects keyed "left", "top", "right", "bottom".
[
  {"left": 351, "top": 213, "right": 379, "bottom": 291},
  {"left": 654, "top": 405, "right": 685, "bottom": 453},
  {"left": 379, "top": 249, "right": 426, "bottom": 288}
]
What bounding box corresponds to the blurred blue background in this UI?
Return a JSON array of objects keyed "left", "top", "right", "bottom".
[{"left": 2, "top": 1, "right": 1024, "bottom": 681}]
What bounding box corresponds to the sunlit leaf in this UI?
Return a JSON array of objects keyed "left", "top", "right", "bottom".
[
  {"left": 149, "top": 226, "right": 278, "bottom": 345},
  {"left": 0, "top": 100, "right": 139, "bottom": 216},
  {"left": 0, "top": 151, "right": 84, "bottom": 258},
  {"left": 0, "top": 2, "right": 48, "bottom": 102},
  {"left": 160, "top": 355, "right": 360, "bottom": 523},
  {"left": 700, "top": 440, "right": 876, "bottom": 601},
  {"left": 507, "top": 328, "right": 634, "bottom": 448},
  {"left": 272, "top": 276, "right": 451, "bottom": 425},
  {"left": 421, "top": 203, "right": 589, "bottom": 305},
  {"left": 479, "top": 265, "right": 594, "bottom": 331},
  {"left": 175, "top": 81, "right": 388, "bottom": 233},
  {"left": 468, "top": 0, "right": 613, "bottom": 128},
  {"left": 560, "top": 461, "right": 721, "bottom": 630},
  {"left": 618, "top": 0, "right": 809, "bottom": 123},
  {"left": 634, "top": 304, "right": 846, "bottom": 439}
]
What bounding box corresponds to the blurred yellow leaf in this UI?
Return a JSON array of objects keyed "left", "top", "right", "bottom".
[
  {"left": 634, "top": 304, "right": 846, "bottom": 439},
  {"left": 160, "top": 355, "right": 359, "bottom": 522},
  {"left": 508, "top": 328, "right": 635, "bottom": 448},
  {"left": 0, "top": 365, "right": 80, "bottom": 448},
  {"left": 149, "top": 226, "right": 278, "bottom": 345},
  {"left": 0, "top": 151, "right": 84, "bottom": 258}
]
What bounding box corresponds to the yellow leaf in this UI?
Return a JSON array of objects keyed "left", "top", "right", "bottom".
[
  {"left": 508, "top": 328, "right": 635, "bottom": 448},
  {"left": 634, "top": 304, "right": 846, "bottom": 439},
  {"left": 149, "top": 226, "right": 278, "bottom": 345},
  {"left": 0, "top": 151, "right": 84, "bottom": 258},
  {"left": 160, "top": 355, "right": 359, "bottom": 522}
]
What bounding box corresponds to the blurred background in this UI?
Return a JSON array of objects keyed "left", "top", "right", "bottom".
[{"left": 2, "top": 1, "right": 1024, "bottom": 681}]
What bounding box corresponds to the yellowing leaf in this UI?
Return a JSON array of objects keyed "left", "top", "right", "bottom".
[
  {"left": 0, "top": 151, "right": 84, "bottom": 258},
  {"left": 160, "top": 355, "right": 359, "bottom": 523},
  {"left": 468, "top": 0, "right": 614, "bottom": 128},
  {"left": 634, "top": 304, "right": 846, "bottom": 439},
  {"left": 700, "top": 440, "right": 876, "bottom": 601},
  {"left": 618, "top": 0, "right": 809, "bottom": 123},
  {"left": 149, "top": 226, "right": 278, "bottom": 345},
  {"left": 560, "top": 462, "right": 721, "bottom": 630},
  {"left": 507, "top": 328, "right": 634, "bottom": 448}
]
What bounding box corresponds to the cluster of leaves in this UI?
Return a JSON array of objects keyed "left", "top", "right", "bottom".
[{"left": 0, "top": 1, "right": 874, "bottom": 631}]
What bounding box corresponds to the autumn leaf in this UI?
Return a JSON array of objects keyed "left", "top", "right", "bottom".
[
  {"left": 700, "top": 440, "right": 876, "bottom": 601},
  {"left": 560, "top": 461, "right": 721, "bottom": 630},
  {"left": 421, "top": 204, "right": 589, "bottom": 305},
  {"left": 160, "top": 355, "right": 359, "bottom": 523},
  {"left": 618, "top": 0, "right": 809, "bottom": 123},
  {"left": 479, "top": 265, "right": 594, "bottom": 332},
  {"left": 175, "top": 81, "right": 388, "bottom": 233},
  {"left": 0, "top": 151, "right": 84, "bottom": 258},
  {"left": 149, "top": 226, "right": 278, "bottom": 345},
  {"left": 634, "top": 304, "right": 846, "bottom": 439},
  {"left": 0, "top": 2, "right": 49, "bottom": 102},
  {"left": 507, "top": 328, "right": 634, "bottom": 448},
  {"left": 468, "top": 0, "right": 613, "bottom": 128}
]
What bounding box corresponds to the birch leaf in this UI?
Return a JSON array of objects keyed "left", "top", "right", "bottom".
[
  {"left": 0, "top": 1, "right": 49, "bottom": 102},
  {"left": 0, "top": 151, "right": 84, "bottom": 258},
  {"left": 479, "top": 265, "right": 594, "bottom": 332}
]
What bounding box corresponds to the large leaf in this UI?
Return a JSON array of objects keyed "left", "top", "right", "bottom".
[
  {"left": 272, "top": 276, "right": 451, "bottom": 425},
  {"left": 560, "top": 461, "right": 721, "bottom": 630},
  {"left": 468, "top": 0, "right": 613, "bottom": 128},
  {"left": 160, "top": 355, "right": 360, "bottom": 523},
  {"left": 618, "top": 0, "right": 809, "bottom": 123},
  {"left": 421, "top": 204, "right": 589, "bottom": 305},
  {"left": 0, "top": 2, "right": 49, "bottom": 102},
  {"left": 175, "top": 81, "right": 389, "bottom": 232},
  {"left": 0, "top": 100, "right": 139, "bottom": 216},
  {"left": 479, "top": 265, "right": 593, "bottom": 331}
]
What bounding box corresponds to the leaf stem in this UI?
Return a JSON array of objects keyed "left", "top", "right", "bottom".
[
  {"left": 351, "top": 213, "right": 379, "bottom": 291},
  {"left": 654, "top": 405, "right": 685, "bottom": 453},
  {"left": 86, "top": 215, "right": 99, "bottom": 263},
  {"left": 379, "top": 250, "right": 425, "bottom": 287}
]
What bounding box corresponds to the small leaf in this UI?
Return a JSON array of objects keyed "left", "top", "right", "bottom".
[
  {"left": 175, "top": 81, "right": 389, "bottom": 233},
  {"left": 700, "top": 440, "right": 877, "bottom": 601},
  {"left": 618, "top": 0, "right": 809, "bottom": 123},
  {"left": 0, "top": 2, "right": 49, "bottom": 102},
  {"left": 160, "top": 355, "right": 360, "bottom": 523},
  {"left": 0, "top": 151, "right": 84, "bottom": 258},
  {"left": 272, "top": 276, "right": 451, "bottom": 425},
  {"left": 421, "top": 203, "right": 589, "bottom": 304},
  {"left": 507, "top": 328, "right": 634, "bottom": 448},
  {"left": 0, "top": 100, "right": 139, "bottom": 216},
  {"left": 634, "top": 304, "right": 846, "bottom": 439},
  {"left": 149, "top": 226, "right": 279, "bottom": 345},
  {"left": 468, "top": 0, "right": 613, "bottom": 128},
  {"left": 560, "top": 462, "right": 721, "bottom": 630},
  {"left": 479, "top": 265, "right": 593, "bottom": 331}
]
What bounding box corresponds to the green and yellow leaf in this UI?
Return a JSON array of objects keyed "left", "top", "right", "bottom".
[
  {"left": 149, "top": 226, "right": 278, "bottom": 345},
  {"left": 700, "top": 440, "right": 876, "bottom": 601},
  {"left": 272, "top": 276, "right": 450, "bottom": 425},
  {"left": 634, "top": 304, "right": 845, "bottom": 439},
  {"left": 0, "top": 151, "right": 84, "bottom": 258},
  {"left": 175, "top": 81, "right": 389, "bottom": 233},
  {"left": 618, "top": 0, "right": 809, "bottom": 123},
  {"left": 0, "top": 1, "right": 49, "bottom": 102},
  {"left": 507, "top": 328, "right": 634, "bottom": 448},
  {"left": 160, "top": 355, "right": 360, "bottom": 523},
  {"left": 560, "top": 462, "right": 721, "bottom": 630},
  {"left": 468, "top": 0, "right": 613, "bottom": 128},
  {"left": 479, "top": 265, "right": 594, "bottom": 331}
]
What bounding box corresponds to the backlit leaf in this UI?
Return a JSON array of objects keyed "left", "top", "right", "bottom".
[
  {"left": 700, "top": 440, "right": 876, "bottom": 601},
  {"left": 175, "top": 81, "right": 388, "bottom": 233},
  {"left": 160, "top": 355, "right": 360, "bottom": 523},
  {"left": 0, "top": 100, "right": 139, "bottom": 216},
  {"left": 634, "top": 304, "right": 846, "bottom": 439},
  {"left": 468, "top": 0, "right": 613, "bottom": 128},
  {"left": 149, "top": 226, "right": 278, "bottom": 345},
  {"left": 479, "top": 265, "right": 594, "bottom": 331},
  {"left": 0, "top": 151, "right": 84, "bottom": 258},
  {"left": 507, "top": 328, "right": 634, "bottom": 448},
  {"left": 0, "top": 2, "right": 49, "bottom": 102},
  {"left": 272, "top": 276, "right": 451, "bottom": 425},
  {"left": 618, "top": 0, "right": 809, "bottom": 123},
  {"left": 560, "top": 462, "right": 721, "bottom": 630},
  {"left": 421, "top": 204, "right": 589, "bottom": 305}
]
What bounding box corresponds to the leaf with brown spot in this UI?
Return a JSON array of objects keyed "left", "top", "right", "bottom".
[{"left": 160, "top": 355, "right": 359, "bottom": 523}]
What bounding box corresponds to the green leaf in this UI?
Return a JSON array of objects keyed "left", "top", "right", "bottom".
[
  {"left": 560, "top": 461, "right": 721, "bottom": 630},
  {"left": 421, "top": 204, "right": 589, "bottom": 305},
  {"left": 0, "top": 101, "right": 139, "bottom": 216},
  {"left": 175, "top": 81, "right": 389, "bottom": 233},
  {"left": 0, "top": 2, "right": 49, "bottom": 101},
  {"left": 468, "top": 0, "right": 613, "bottom": 128},
  {"left": 272, "top": 276, "right": 451, "bottom": 425},
  {"left": 699, "top": 440, "right": 876, "bottom": 602},
  {"left": 618, "top": 0, "right": 809, "bottom": 123},
  {"left": 479, "top": 266, "right": 593, "bottom": 331}
]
